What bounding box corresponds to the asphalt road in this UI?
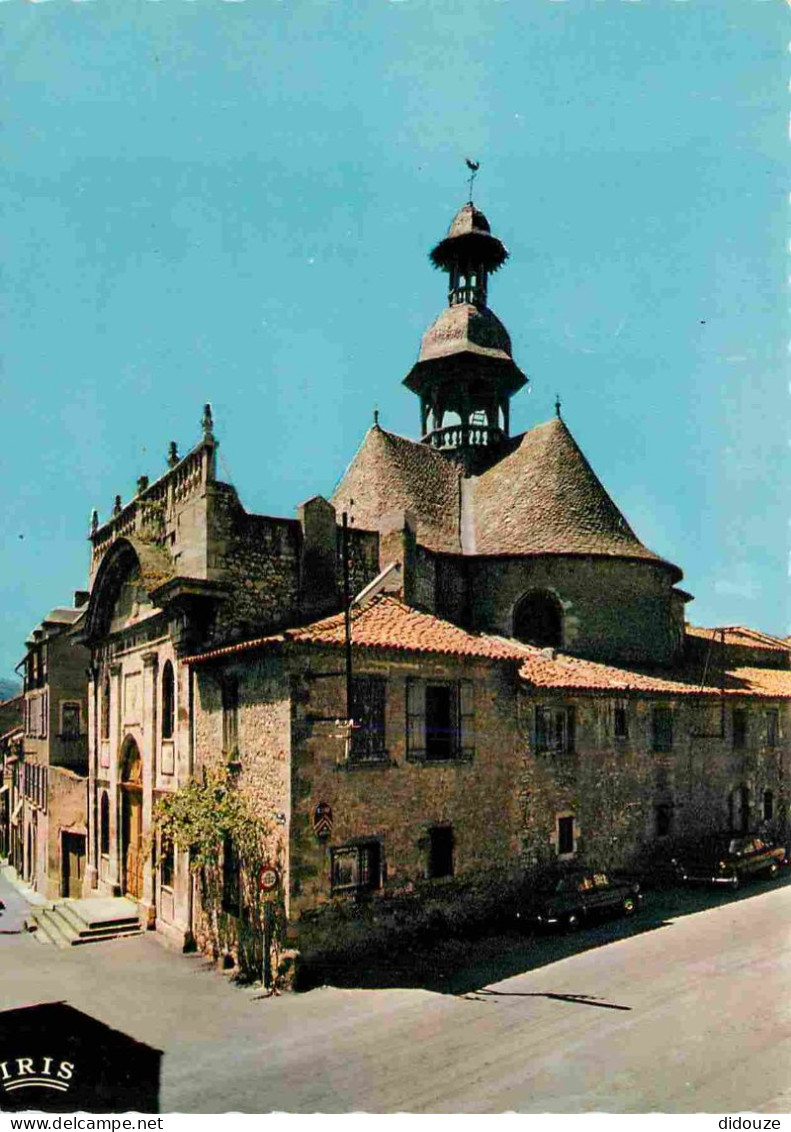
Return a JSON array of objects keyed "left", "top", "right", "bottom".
[{"left": 0, "top": 872, "right": 789, "bottom": 1113}]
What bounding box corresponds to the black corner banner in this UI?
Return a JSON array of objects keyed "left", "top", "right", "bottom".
[{"left": 0, "top": 1002, "right": 162, "bottom": 1113}]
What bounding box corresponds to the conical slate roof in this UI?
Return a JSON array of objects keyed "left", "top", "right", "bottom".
[
  {"left": 331, "top": 418, "right": 680, "bottom": 579},
  {"left": 473, "top": 417, "right": 680, "bottom": 576},
  {"left": 331, "top": 425, "right": 462, "bottom": 554}
]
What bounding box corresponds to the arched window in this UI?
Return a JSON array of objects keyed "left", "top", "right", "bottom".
[
  {"left": 513, "top": 591, "right": 563, "bottom": 648},
  {"left": 101, "top": 675, "right": 111, "bottom": 740},
  {"left": 161, "top": 661, "right": 175, "bottom": 740},
  {"left": 100, "top": 791, "right": 110, "bottom": 856}
]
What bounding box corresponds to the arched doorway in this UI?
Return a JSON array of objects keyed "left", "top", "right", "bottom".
[
  {"left": 513, "top": 590, "right": 563, "bottom": 648},
  {"left": 120, "top": 738, "right": 144, "bottom": 900}
]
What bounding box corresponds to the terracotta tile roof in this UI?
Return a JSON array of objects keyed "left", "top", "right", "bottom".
[
  {"left": 186, "top": 599, "right": 791, "bottom": 700},
  {"left": 331, "top": 426, "right": 462, "bottom": 554},
  {"left": 185, "top": 596, "right": 528, "bottom": 666},
  {"left": 473, "top": 418, "right": 681, "bottom": 578},
  {"left": 686, "top": 625, "right": 791, "bottom": 653},
  {"left": 515, "top": 644, "right": 791, "bottom": 699}
]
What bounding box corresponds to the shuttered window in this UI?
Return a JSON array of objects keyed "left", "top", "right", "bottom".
[
  {"left": 535, "top": 706, "right": 576, "bottom": 753},
  {"left": 406, "top": 679, "right": 474, "bottom": 762}
]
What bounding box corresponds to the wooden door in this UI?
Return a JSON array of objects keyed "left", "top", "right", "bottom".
[
  {"left": 61, "top": 832, "right": 86, "bottom": 898},
  {"left": 122, "top": 788, "right": 143, "bottom": 900}
]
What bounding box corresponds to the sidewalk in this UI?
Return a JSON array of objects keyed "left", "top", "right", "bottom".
[{"left": 0, "top": 863, "right": 50, "bottom": 934}]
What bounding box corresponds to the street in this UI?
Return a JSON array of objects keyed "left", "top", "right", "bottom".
[{"left": 0, "top": 873, "right": 789, "bottom": 1113}]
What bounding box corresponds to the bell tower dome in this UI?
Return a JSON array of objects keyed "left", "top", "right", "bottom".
[{"left": 403, "top": 201, "right": 528, "bottom": 469}]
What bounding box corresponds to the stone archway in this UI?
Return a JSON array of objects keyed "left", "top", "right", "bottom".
[{"left": 120, "top": 738, "right": 144, "bottom": 900}]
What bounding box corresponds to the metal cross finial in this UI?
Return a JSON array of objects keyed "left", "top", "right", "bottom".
[
  {"left": 555, "top": 394, "right": 562, "bottom": 419},
  {"left": 465, "top": 158, "right": 480, "bottom": 202}
]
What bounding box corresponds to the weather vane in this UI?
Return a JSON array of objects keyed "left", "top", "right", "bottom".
[{"left": 465, "top": 158, "right": 480, "bottom": 201}]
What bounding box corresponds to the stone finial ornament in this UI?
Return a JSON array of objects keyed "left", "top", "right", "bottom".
[
  {"left": 113, "top": 495, "right": 122, "bottom": 517},
  {"left": 202, "top": 403, "right": 214, "bottom": 442},
  {"left": 137, "top": 475, "right": 149, "bottom": 495},
  {"left": 90, "top": 509, "right": 99, "bottom": 535},
  {"left": 167, "top": 441, "right": 179, "bottom": 468}
]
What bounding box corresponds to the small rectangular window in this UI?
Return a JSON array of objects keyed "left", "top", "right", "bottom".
[
  {"left": 766, "top": 709, "right": 780, "bottom": 749},
  {"left": 425, "top": 685, "right": 454, "bottom": 760},
  {"left": 763, "top": 790, "right": 774, "bottom": 822},
  {"left": 427, "top": 827, "right": 454, "bottom": 879},
  {"left": 160, "top": 837, "right": 174, "bottom": 890},
  {"left": 652, "top": 707, "right": 673, "bottom": 752},
  {"left": 732, "top": 708, "right": 747, "bottom": 750},
  {"left": 221, "top": 833, "right": 241, "bottom": 915},
  {"left": 614, "top": 705, "right": 628, "bottom": 740},
  {"left": 536, "top": 706, "right": 575, "bottom": 753},
  {"left": 61, "top": 702, "right": 81, "bottom": 739},
  {"left": 331, "top": 842, "right": 382, "bottom": 894},
  {"left": 655, "top": 803, "right": 673, "bottom": 838},
  {"left": 350, "top": 676, "right": 387, "bottom": 762},
  {"left": 557, "top": 815, "right": 575, "bottom": 856},
  {"left": 222, "top": 677, "right": 240, "bottom": 757}
]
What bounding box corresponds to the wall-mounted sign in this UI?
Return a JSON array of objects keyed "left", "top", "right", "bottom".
[
  {"left": 313, "top": 802, "right": 333, "bottom": 840},
  {"left": 258, "top": 864, "right": 279, "bottom": 893}
]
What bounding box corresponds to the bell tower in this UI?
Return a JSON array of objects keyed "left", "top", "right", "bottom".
[{"left": 403, "top": 200, "right": 528, "bottom": 470}]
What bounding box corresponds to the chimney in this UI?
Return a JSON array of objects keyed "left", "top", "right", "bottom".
[{"left": 298, "top": 496, "right": 339, "bottom": 616}]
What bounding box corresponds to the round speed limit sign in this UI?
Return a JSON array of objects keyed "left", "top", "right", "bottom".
[{"left": 259, "top": 864, "right": 279, "bottom": 893}]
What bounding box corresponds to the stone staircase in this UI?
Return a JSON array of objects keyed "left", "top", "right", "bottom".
[{"left": 29, "top": 897, "right": 143, "bottom": 948}]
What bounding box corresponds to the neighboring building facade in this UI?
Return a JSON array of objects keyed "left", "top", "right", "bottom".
[
  {"left": 10, "top": 601, "right": 90, "bottom": 900},
  {"left": 0, "top": 695, "right": 23, "bottom": 863}
]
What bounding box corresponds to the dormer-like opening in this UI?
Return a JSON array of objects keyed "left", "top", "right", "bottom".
[{"left": 513, "top": 590, "right": 563, "bottom": 649}]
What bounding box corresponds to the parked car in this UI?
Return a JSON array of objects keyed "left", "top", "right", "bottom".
[
  {"left": 516, "top": 870, "right": 642, "bottom": 932},
  {"left": 673, "top": 835, "right": 786, "bottom": 889}
]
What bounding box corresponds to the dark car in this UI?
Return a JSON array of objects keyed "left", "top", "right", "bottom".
[
  {"left": 516, "top": 870, "right": 642, "bottom": 932},
  {"left": 674, "top": 835, "right": 786, "bottom": 889}
]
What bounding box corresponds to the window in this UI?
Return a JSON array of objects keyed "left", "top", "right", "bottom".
[
  {"left": 427, "top": 827, "right": 454, "bottom": 879},
  {"left": 535, "top": 706, "right": 576, "bottom": 754},
  {"left": 161, "top": 661, "right": 175, "bottom": 740},
  {"left": 614, "top": 705, "right": 629, "bottom": 741},
  {"left": 557, "top": 815, "right": 575, "bottom": 857},
  {"left": 331, "top": 841, "right": 382, "bottom": 895},
  {"left": 101, "top": 676, "right": 111, "bottom": 741},
  {"left": 763, "top": 790, "right": 774, "bottom": 822},
  {"left": 61, "top": 702, "right": 81, "bottom": 739},
  {"left": 349, "top": 676, "right": 386, "bottom": 762},
  {"left": 222, "top": 676, "right": 239, "bottom": 757},
  {"left": 513, "top": 590, "right": 563, "bottom": 648},
  {"left": 766, "top": 709, "right": 780, "bottom": 749},
  {"left": 160, "top": 837, "right": 174, "bottom": 890},
  {"left": 221, "top": 833, "right": 241, "bottom": 915},
  {"left": 729, "top": 785, "right": 750, "bottom": 834},
  {"left": 406, "top": 679, "right": 474, "bottom": 763},
  {"left": 732, "top": 708, "right": 747, "bottom": 751},
  {"left": 426, "top": 685, "right": 453, "bottom": 760},
  {"left": 652, "top": 707, "right": 673, "bottom": 752},
  {"left": 655, "top": 803, "right": 674, "bottom": 838},
  {"left": 100, "top": 792, "right": 110, "bottom": 857}
]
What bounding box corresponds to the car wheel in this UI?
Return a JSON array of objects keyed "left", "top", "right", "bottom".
[
  {"left": 622, "top": 896, "right": 637, "bottom": 916},
  {"left": 730, "top": 874, "right": 740, "bottom": 891},
  {"left": 566, "top": 912, "right": 581, "bottom": 932}
]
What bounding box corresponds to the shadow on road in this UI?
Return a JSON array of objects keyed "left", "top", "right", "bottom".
[{"left": 303, "top": 871, "right": 791, "bottom": 996}]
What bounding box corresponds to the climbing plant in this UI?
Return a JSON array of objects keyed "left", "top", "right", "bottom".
[{"left": 152, "top": 765, "right": 285, "bottom": 985}]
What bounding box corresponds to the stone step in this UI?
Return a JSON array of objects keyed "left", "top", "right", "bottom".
[
  {"left": 29, "top": 899, "right": 143, "bottom": 948},
  {"left": 34, "top": 909, "right": 79, "bottom": 949},
  {"left": 57, "top": 902, "right": 140, "bottom": 937},
  {"left": 66, "top": 897, "right": 141, "bottom": 931}
]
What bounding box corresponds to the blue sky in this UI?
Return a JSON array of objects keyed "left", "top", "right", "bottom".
[{"left": 0, "top": 0, "right": 787, "bottom": 681}]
